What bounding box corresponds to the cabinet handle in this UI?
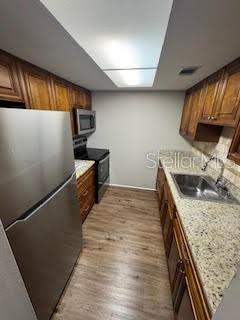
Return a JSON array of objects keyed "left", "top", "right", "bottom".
[
  {"left": 84, "top": 205, "right": 90, "bottom": 212},
  {"left": 181, "top": 243, "right": 190, "bottom": 263},
  {"left": 83, "top": 190, "right": 89, "bottom": 197},
  {"left": 207, "top": 116, "right": 211, "bottom": 120},
  {"left": 211, "top": 116, "right": 215, "bottom": 120}
]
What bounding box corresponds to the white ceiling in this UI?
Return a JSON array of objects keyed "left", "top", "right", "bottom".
[
  {"left": 154, "top": 0, "right": 240, "bottom": 90},
  {"left": 39, "top": 0, "right": 173, "bottom": 87},
  {"left": 0, "top": 0, "right": 240, "bottom": 91}
]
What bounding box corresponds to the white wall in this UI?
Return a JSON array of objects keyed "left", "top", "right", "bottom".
[{"left": 88, "top": 91, "right": 190, "bottom": 189}]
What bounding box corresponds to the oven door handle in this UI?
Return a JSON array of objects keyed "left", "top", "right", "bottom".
[{"left": 99, "top": 154, "right": 110, "bottom": 164}]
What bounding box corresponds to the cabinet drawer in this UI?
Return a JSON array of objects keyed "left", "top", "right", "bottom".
[
  {"left": 77, "top": 167, "right": 95, "bottom": 194},
  {"left": 79, "top": 186, "right": 95, "bottom": 208},
  {"left": 77, "top": 166, "right": 95, "bottom": 223},
  {"left": 79, "top": 187, "right": 95, "bottom": 222}
]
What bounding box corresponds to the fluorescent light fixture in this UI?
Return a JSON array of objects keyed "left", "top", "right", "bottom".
[
  {"left": 39, "top": 0, "right": 173, "bottom": 87},
  {"left": 104, "top": 69, "right": 157, "bottom": 87},
  {"left": 101, "top": 40, "right": 139, "bottom": 70}
]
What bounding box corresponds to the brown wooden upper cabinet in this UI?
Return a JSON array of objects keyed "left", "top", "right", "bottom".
[
  {"left": 19, "top": 63, "right": 54, "bottom": 110},
  {"left": 200, "top": 70, "right": 224, "bottom": 122},
  {"left": 228, "top": 119, "right": 240, "bottom": 165},
  {"left": 179, "top": 83, "right": 222, "bottom": 142},
  {"left": 179, "top": 91, "right": 192, "bottom": 137},
  {"left": 214, "top": 59, "right": 240, "bottom": 127},
  {"left": 84, "top": 90, "right": 91, "bottom": 109},
  {"left": 52, "top": 76, "right": 71, "bottom": 111},
  {"left": 71, "top": 85, "right": 91, "bottom": 109},
  {"left": 0, "top": 51, "right": 23, "bottom": 102},
  {"left": 199, "top": 60, "right": 240, "bottom": 126},
  {"left": 180, "top": 57, "right": 240, "bottom": 142},
  {"left": 0, "top": 49, "right": 91, "bottom": 135},
  {"left": 185, "top": 83, "right": 204, "bottom": 139},
  {"left": 71, "top": 84, "right": 84, "bottom": 107}
]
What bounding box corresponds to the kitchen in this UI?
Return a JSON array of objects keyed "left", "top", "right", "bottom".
[{"left": 0, "top": 0, "right": 240, "bottom": 320}]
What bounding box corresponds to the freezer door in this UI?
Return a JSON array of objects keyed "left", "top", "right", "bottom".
[
  {"left": 0, "top": 108, "right": 75, "bottom": 228},
  {"left": 6, "top": 174, "right": 82, "bottom": 320},
  {"left": 0, "top": 221, "right": 37, "bottom": 320}
]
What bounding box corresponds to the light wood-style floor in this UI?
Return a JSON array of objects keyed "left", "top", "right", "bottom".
[{"left": 53, "top": 187, "right": 174, "bottom": 320}]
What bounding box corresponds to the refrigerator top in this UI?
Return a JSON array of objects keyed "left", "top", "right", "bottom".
[{"left": 0, "top": 108, "right": 75, "bottom": 228}]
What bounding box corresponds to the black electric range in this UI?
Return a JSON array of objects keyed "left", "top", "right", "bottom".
[
  {"left": 76, "top": 147, "right": 109, "bottom": 162},
  {"left": 73, "top": 136, "right": 110, "bottom": 203}
]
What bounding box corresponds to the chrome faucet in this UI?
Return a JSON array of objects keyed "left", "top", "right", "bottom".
[{"left": 201, "top": 156, "right": 226, "bottom": 188}]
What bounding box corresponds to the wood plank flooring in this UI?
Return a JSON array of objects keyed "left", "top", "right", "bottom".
[{"left": 52, "top": 187, "right": 174, "bottom": 320}]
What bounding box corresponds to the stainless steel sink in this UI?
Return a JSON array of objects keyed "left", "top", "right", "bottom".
[{"left": 171, "top": 173, "right": 239, "bottom": 204}]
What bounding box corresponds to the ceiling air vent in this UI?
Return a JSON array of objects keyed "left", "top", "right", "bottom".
[{"left": 179, "top": 66, "right": 201, "bottom": 76}]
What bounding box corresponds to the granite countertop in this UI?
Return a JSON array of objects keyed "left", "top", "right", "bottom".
[
  {"left": 159, "top": 150, "right": 240, "bottom": 314},
  {"left": 75, "top": 160, "right": 95, "bottom": 179}
]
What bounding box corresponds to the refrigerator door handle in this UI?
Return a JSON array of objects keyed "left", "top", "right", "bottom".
[{"left": 6, "top": 173, "right": 75, "bottom": 230}]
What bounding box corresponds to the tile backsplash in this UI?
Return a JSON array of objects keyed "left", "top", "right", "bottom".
[{"left": 192, "top": 127, "right": 240, "bottom": 189}]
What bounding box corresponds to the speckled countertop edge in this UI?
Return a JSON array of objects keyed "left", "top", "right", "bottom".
[
  {"left": 159, "top": 150, "right": 240, "bottom": 314},
  {"left": 74, "top": 160, "right": 95, "bottom": 179}
]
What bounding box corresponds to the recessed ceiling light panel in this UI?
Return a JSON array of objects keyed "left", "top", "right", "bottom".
[
  {"left": 40, "top": 0, "right": 173, "bottom": 87},
  {"left": 104, "top": 69, "right": 157, "bottom": 87}
]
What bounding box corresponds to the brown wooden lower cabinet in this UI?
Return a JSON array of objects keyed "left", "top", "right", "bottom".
[
  {"left": 156, "top": 164, "right": 165, "bottom": 207},
  {"left": 156, "top": 167, "right": 211, "bottom": 320},
  {"left": 76, "top": 166, "right": 95, "bottom": 223},
  {"left": 168, "top": 227, "right": 183, "bottom": 295},
  {"left": 161, "top": 182, "right": 175, "bottom": 257}
]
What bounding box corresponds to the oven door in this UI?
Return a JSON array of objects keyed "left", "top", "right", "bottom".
[
  {"left": 97, "top": 154, "right": 110, "bottom": 202},
  {"left": 76, "top": 109, "right": 96, "bottom": 135},
  {"left": 98, "top": 154, "right": 110, "bottom": 185}
]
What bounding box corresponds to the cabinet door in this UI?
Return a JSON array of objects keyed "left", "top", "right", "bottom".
[
  {"left": 200, "top": 70, "right": 224, "bottom": 121},
  {"left": 156, "top": 165, "right": 165, "bottom": 207},
  {"left": 52, "top": 77, "right": 71, "bottom": 111},
  {"left": 168, "top": 227, "right": 184, "bottom": 301},
  {"left": 162, "top": 206, "right": 172, "bottom": 248},
  {"left": 159, "top": 196, "right": 167, "bottom": 225},
  {"left": 20, "top": 63, "right": 54, "bottom": 110},
  {"left": 186, "top": 83, "right": 204, "bottom": 138},
  {"left": 83, "top": 89, "right": 91, "bottom": 109},
  {"left": 214, "top": 60, "right": 240, "bottom": 126},
  {"left": 179, "top": 91, "right": 192, "bottom": 136},
  {"left": 0, "top": 51, "right": 23, "bottom": 102},
  {"left": 162, "top": 184, "right": 175, "bottom": 256},
  {"left": 71, "top": 85, "right": 84, "bottom": 107},
  {"left": 175, "top": 276, "right": 196, "bottom": 320},
  {"left": 228, "top": 120, "right": 240, "bottom": 165}
]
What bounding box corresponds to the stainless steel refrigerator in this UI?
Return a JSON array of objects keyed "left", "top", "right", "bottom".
[{"left": 0, "top": 108, "right": 82, "bottom": 320}]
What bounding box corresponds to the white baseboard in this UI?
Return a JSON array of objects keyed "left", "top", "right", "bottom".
[{"left": 109, "top": 183, "right": 156, "bottom": 191}]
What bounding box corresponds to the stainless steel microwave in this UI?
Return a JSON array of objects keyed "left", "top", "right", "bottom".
[{"left": 75, "top": 109, "right": 96, "bottom": 136}]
